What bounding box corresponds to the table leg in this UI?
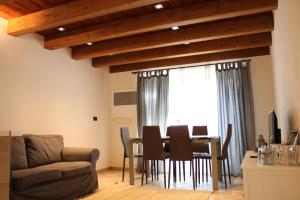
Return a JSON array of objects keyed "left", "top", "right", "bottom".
[
  {"left": 128, "top": 140, "right": 135, "bottom": 185},
  {"left": 211, "top": 139, "right": 219, "bottom": 190}
]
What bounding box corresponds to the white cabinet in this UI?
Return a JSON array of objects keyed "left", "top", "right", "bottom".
[{"left": 241, "top": 151, "right": 300, "bottom": 200}]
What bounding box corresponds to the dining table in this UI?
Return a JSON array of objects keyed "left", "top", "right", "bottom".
[{"left": 128, "top": 135, "right": 222, "bottom": 190}]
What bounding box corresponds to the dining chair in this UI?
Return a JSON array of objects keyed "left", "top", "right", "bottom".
[
  {"left": 141, "top": 126, "right": 167, "bottom": 188},
  {"left": 120, "top": 127, "right": 143, "bottom": 182},
  {"left": 198, "top": 124, "right": 232, "bottom": 189},
  {"left": 192, "top": 126, "right": 211, "bottom": 183},
  {"left": 167, "top": 125, "right": 197, "bottom": 190},
  {"left": 165, "top": 126, "right": 185, "bottom": 182}
]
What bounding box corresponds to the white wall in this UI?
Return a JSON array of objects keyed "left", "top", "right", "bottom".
[
  {"left": 251, "top": 56, "right": 276, "bottom": 139},
  {"left": 0, "top": 18, "right": 111, "bottom": 169},
  {"left": 271, "top": 0, "right": 300, "bottom": 140},
  {"left": 109, "top": 72, "right": 137, "bottom": 168},
  {"left": 109, "top": 55, "right": 275, "bottom": 167}
]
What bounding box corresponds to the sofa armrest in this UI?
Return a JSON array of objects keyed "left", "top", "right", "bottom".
[{"left": 62, "top": 147, "right": 100, "bottom": 166}]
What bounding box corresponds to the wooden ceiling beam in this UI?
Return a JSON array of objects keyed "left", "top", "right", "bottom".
[
  {"left": 72, "top": 13, "right": 274, "bottom": 60},
  {"left": 7, "top": 0, "right": 168, "bottom": 36},
  {"left": 92, "top": 32, "right": 272, "bottom": 67},
  {"left": 0, "top": 5, "right": 22, "bottom": 19},
  {"left": 0, "top": 0, "right": 10, "bottom": 4},
  {"left": 109, "top": 47, "right": 270, "bottom": 73},
  {"left": 44, "top": 0, "right": 278, "bottom": 49}
]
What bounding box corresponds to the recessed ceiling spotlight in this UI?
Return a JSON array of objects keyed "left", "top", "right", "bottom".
[
  {"left": 57, "top": 27, "right": 66, "bottom": 32},
  {"left": 154, "top": 3, "right": 164, "bottom": 10},
  {"left": 171, "top": 26, "right": 179, "bottom": 31},
  {"left": 87, "top": 42, "right": 93, "bottom": 46}
]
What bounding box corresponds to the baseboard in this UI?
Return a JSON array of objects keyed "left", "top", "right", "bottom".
[
  {"left": 97, "top": 167, "right": 110, "bottom": 173},
  {"left": 97, "top": 167, "right": 129, "bottom": 173},
  {"left": 109, "top": 167, "right": 127, "bottom": 171}
]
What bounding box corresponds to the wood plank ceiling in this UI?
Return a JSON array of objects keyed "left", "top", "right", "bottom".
[{"left": 0, "top": 0, "right": 278, "bottom": 73}]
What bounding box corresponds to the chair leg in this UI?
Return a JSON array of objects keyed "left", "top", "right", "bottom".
[
  {"left": 226, "top": 158, "right": 231, "bottom": 184},
  {"left": 151, "top": 160, "right": 154, "bottom": 181},
  {"left": 194, "top": 158, "right": 199, "bottom": 183},
  {"left": 146, "top": 160, "right": 148, "bottom": 184},
  {"left": 191, "top": 160, "right": 196, "bottom": 190},
  {"left": 183, "top": 161, "right": 185, "bottom": 181},
  {"left": 209, "top": 159, "right": 212, "bottom": 176},
  {"left": 141, "top": 158, "right": 145, "bottom": 186},
  {"left": 168, "top": 160, "right": 171, "bottom": 188},
  {"left": 157, "top": 160, "right": 159, "bottom": 180},
  {"left": 205, "top": 159, "right": 208, "bottom": 182},
  {"left": 194, "top": 160, "right": 198, "bottom": 188},
  {"left": 195, "top": 159, "right": 198, "bottom": 184},
  {"left": 190, "top": 162, "right": 192, "bottom": 176},
  {"left": 201, "top": 159, "right": 204, "bottom": 182},
  {"left": 197, "top": 158, "right": 201, "bottom": 185},
  {"left": 173, "top": 162, "right": 176, "bottom": 182},
  {"left": 179, "top": 161, "right": 181, "bottom": 182},
  {"left": 153, "top": 160, "right": 156, "bottom": 180},
  {"left": 163, "top": 160, "right": 166, "bottom": 188},
  {"left": 122, "top": 156, "right": 126, "bottom": 182},
  {"left": 222, "top": 160, "right": 227, "bottom": 189}
]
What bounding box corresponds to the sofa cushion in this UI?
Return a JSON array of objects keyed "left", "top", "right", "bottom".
[
  {"left": 11, "top": 136, "right": 28, "bottom": 170},
  {"left": 38, "top": 161, "right": 92, "bottom": 179},
  {"left": 24, "top": 135, "right": 64, "bottom": 168},
  {"left": 12, "top": 168, "right": 61, "bottom": 190}
]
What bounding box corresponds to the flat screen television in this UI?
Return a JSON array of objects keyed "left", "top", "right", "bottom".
[{"left": 268, "top": 110, "right": 281, "bottom": 144}]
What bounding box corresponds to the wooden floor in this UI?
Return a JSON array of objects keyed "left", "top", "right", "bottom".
[{"left": 81, "top": 170, "right": 244, "bottom": 200}]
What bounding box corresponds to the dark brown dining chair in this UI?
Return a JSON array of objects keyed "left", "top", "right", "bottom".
[
  {"left": 198, "top": 124, "right": 232, "bottom": 189},
  {"left": 120, "top": 127, "right": 142, "bottom": 182},
  {"left": 168, "top": 125, "right": 197, "bottom": 190},
  {"left": 165, "top": 126, "right": 185, "bottom": 182},
  {"left": 192, "top": 126, "right": 211, "bottom": 183},
  {"left": 141, "top": 126, "right": 167, "bottom": 188}
]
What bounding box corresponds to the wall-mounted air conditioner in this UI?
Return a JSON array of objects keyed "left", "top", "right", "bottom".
[{"left": 111, "top": 90, "right": 137, "bottom": 118}]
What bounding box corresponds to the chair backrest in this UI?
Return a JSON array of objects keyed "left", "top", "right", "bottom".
[
  {"left": 192, "top": 126, "right": 209, "bottom": 153},
  {"left": 166, "top": 126, "right": 171, "bottom": 136},
  {"left": 142, "top": 126, "right": 165, "bottom": 160},
  {"left": 120, "top": 127, "right": 130, "bottom": 157},
  {"left": 168, "top": 125, "right": 193, "bottom": 161},
  {"left": 192, "top": 126, "right": 208, "bottom": 136},
  {"left": 221, "top": 124, "right": 232, "bottom": 158}
]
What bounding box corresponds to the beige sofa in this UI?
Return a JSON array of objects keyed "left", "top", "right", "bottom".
[{"left": 10, "top": 135, "right": 100, "bottom": 200}]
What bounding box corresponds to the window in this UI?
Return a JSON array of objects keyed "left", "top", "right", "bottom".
[{"left": 167, "top": 65, "right": 218, "bottom": 136}]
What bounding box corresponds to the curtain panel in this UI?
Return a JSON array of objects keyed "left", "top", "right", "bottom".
[
  {"left": 216, "top": 61, "right": 255, "bottom": 176},
  {"left": 137, "top": 70, "right": 169, "bottom": 137},
  {"left": 136, "top": 70, "right": 169, "bottom": 172}
]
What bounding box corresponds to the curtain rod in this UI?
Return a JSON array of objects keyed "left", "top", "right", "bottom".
[{"left": 132, "top": 59, "right": 251, "bottom": 74}]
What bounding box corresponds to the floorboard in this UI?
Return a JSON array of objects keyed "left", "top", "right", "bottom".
[{"left": 80, "top": 170, "right": 244, "bottom": 200}]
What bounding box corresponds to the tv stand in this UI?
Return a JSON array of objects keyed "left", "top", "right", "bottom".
[{"left": 241, "top": 151, "right": 300, "bottom": 200}]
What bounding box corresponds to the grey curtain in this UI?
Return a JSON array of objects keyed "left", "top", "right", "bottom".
[
  {"left": 137, "top": 70, "right": 169, "bottom": 137},
  {"left": 216, "top": 61, "right": 255, "bottom": 176},
  {"left": 136, "top": 70, "right": 169, "bottom": 171}
]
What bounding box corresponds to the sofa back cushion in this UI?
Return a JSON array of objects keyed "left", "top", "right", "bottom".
[
  {"left": 24, "top": 135, "right": 64, "bottom": 168},
  {"left": 11, "top": 136, "right": 28, "bottom": 170}
]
